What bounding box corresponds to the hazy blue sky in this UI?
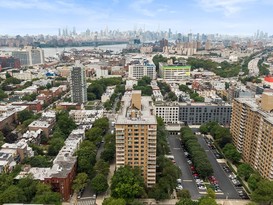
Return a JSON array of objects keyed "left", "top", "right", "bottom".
[{"left": 0, "top": 0, "right": 272, "bottom": 35}]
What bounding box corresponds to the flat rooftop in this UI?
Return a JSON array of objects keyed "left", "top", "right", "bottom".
[{"left": 116, "top": 91, "right": 157, "bottom": 125}]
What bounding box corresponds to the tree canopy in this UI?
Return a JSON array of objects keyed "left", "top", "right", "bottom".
[{"left": 111, "top": 166, "right": 145, "bottom": 202}]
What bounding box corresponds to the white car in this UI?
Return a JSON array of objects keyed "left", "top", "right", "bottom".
[
  {"left": 177, "top": 179, "right": 182, "bottom": 184},
  {"left": 176, "top": 185, "right": 183, "bottom": 190},
  {"left": 196, "top": 179, "right": 204, "bottom": 184}
]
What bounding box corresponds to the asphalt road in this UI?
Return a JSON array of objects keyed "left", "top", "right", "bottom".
[
  {"left": 197, "top": 136, "right": 241, "bottom": 199},
  {"left": 168, "top": 134, "right": 202, "bottom": 200}
]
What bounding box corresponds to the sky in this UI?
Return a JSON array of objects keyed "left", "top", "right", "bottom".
[{"left": 0, "top": 0, "right": 272, "bottom": 36}]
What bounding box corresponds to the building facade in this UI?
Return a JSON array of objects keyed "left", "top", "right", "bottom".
[
  {"left": 230, "top": 93, "right": 273, "bottom": 180},
  {"left": 12, "top": 46, "right": 44, "bottom": 66},
  {"left": 128, "top": 60, "right": 156, "bottom": 80},
  {"left": 115, "top": 91, "right": 157, "bottom": 187},
  {"left": 70, "top": 62, "right": 87, "bottom": 104},
  {"left": 159, "top": 63, "right": 191, "bottom": 81},
  {"left": 154, "top": 102, "right": 232, "bottom": 125}
]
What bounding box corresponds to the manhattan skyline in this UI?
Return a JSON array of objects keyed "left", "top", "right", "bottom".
[{"left": 0, "top": 0, "right": 272, "bottom": 36}]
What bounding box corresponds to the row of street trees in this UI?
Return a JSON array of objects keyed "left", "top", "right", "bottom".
[
  {"left": 180, "top": 127, "right": 213, "bottom": 179},
  {"left": 74, "top": 117, "right": 111, "bottom": 195},
  {"left": 103, "top": 83, "right": 125, "bottom": 111},
  {"left": 148, "top": 117, "right": 180, "bottom": 200},
  {"left": 199, "top": 122, "right": 241, "bottom": 163}
]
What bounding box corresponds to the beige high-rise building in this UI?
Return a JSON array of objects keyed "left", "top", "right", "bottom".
[
  {"left": 230, "top": 94, "right": 273, "bottom": 180},
  {"left": 115, "top": 90, "right": 157, "bottom": 187}
]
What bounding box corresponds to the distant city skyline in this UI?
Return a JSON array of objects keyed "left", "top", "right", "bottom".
[{"left": 0, "top": 0, "right": 272, "bottom": 36}]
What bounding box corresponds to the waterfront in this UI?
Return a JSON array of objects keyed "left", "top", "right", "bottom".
[{"left": 0, "top": 44, "right": 127, "bottom": 57}]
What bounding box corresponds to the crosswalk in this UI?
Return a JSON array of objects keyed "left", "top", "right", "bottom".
[{"left": 77, "top": 197, "right": 96, "bottom": 205}]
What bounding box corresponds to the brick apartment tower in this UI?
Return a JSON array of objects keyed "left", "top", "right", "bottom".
[{"left": 115, "top": 90, "right": 157, "bottom": 187}]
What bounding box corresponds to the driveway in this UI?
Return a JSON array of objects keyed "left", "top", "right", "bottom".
[
  {"left": 197, "top": 136, "right": 241, "bottom": 199},
  {"left": 168, "top": 134, "right": 202, "bottom": 200}
]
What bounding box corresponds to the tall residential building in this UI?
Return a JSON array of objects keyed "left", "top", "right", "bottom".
[
  {"left": 12, "top": 46, "right": 44, "bottom": 66},
  {"left": 128, "top": 58, "right": 156, "bottom": 80},
  {"left": 159, "top": 62, "right": 191, "bottom": 81},
  {"left": 115, "top": 91, "right": 157, "bottom": 187},
  {"left": 230, "top": 93, "right": 273, "bottom": 180},
  {"left": 70, "top": 61, "right": 87, "bottom": 104}
]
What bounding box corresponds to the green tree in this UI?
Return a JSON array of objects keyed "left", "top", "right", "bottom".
[
  {"left": 251, "top": 180, "right": 273, "bottom": 204},
  {"left": 21, "top": 93, "right": 38, "bottom": 101},
  {"left": 207, "top": 188, "right": 215, "bottom": 199},
  {"left": 93, "top": 117, "right": 109, "bottom": 134},
  {"left": 0, "top": 174, "right": 14, "bottom": 193},
  {"left": 111, "top": 166, "right": 145, "bottom": 202},
  {"left": 101, "top": 143, "right": 116, "bottom": 162},
  {"left": 247, "top": 173, "right": 262, "bottom": 191},
  {"left": 0, "top": 131, "right": 4, "bottom": 147},
  {"left": 32, "top": 183, "right": 61, "bottom": 205},
  {"left": 223, "top": 143, "right": 241, "bottom": 163},
  {"left": 152, "top": 54, "right": 168, "bottom": 71},
  {"left": 102, "top": 197, "right": 126, "bottom": 205},
  {"left": 26, "top": 155, "right": 52, "bottom": 167},
  {"left": 91, "top": 173, "right": 109, "bottom": 194},
  {"left": 17, "top": 109, "right": 35, "bottom": 123},
  {"left": 88, "top": 92, "right": 97, "bottom": 101},
  {"left": 199, "top": 124, "right": 209, "bottom": 134},
  {"left": 72, "top": 173, "right": 88, "bottom": 193},
  {"left": 176, "top": 199, "right": 198, "bottom": 205},
  {"left": 198, "top": 197, "right": 217, "bottom": 205},
  {"left": 76, "top": 141, "right": 97, "bottom": 175},
  {"left": 177, "top": 189, "right": 191, "bottom": 199},
  {"left": 0, "top": 185, "right": 26, "bottom": 204},
  {"left": 0, "top": 89, "right": 8, "bottom": 100},
  {"left": 17, "top": 176, "right": 38, "bottom": 202},
  {"left": 104, "top": 100, "right": 112, "bottom": 110},
  {"left": 167, "top": 91, "right": 178, "bottom": 101},
  {"left": 48, "top": 137, "right": 64, "bottom": 156},
  {"left": 94, "top": 159, "right": 110, "bottom": 176},
  {"left": 56, "top": 111, "right": 77, "bottom": 137},
  {"left": 237, "top": 163, "right": 253, "bottom": 180},
  {"left": 86, "top": 127, "right": 103, "bottom": 142}
]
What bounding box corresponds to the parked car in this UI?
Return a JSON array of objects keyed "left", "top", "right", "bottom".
[
  {"left": 176, "top": 184, "right": 183, "bottom": 190},
  {"left": 177, "top": 178, "right": 182, "bottom": 184}
]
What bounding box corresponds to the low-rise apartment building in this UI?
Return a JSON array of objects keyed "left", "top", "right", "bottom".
[{"left": 154, "top": 102, "right": 232, "bottom": 125}]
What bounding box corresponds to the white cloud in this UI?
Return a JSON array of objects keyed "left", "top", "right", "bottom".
[
  {"left": 197, "top": 0, "right": 257, "bottom": 16},
  {"left": 130, "top": 0, "right": 155, "bottom": 17}
]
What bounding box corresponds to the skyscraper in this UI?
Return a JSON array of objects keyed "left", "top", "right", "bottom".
[
  {"left": 115, "top": 91, "right": 157, "bottom": 187},
  {"left": 70, "top": 61, "right": 87, "bottom": 104}
]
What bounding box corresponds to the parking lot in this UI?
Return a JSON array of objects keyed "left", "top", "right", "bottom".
[
  {"left": 168, "top": 134, "right": 203, "bottom": 200},
  {"left": 197, "top": 135, "right": 244, "bottom": 199},
  {"left": 168, "top": 133, "right": 250, "bottom": 200}
]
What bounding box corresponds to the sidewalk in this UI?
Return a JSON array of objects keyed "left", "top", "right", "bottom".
[{"left": 95, "top": 162, "right": 116, "bottom": 205}]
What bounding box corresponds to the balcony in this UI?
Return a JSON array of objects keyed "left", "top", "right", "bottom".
[
  {"left": 116, "top": 160, "right": 125, "bottom": 165},
  {"left": 147, "top": 173, "right": 156, "bottom": 177}
]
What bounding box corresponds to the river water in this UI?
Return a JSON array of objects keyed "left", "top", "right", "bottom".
[{"left": 0, "top": 44, "right": 127, "bottom": 58}]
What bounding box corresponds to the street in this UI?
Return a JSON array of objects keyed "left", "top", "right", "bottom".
[
  {"left": 168, "top": 134, "right": 202, "bottom": 200},
  {"left": 197, "top": 136, "right": 241, "bottom": 199}
]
